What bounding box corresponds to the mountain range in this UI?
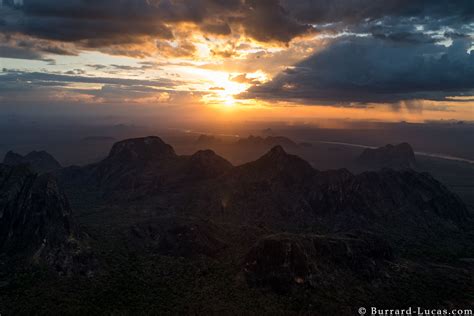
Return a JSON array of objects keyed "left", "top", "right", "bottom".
[{"left": 0, "top": 136, "right": 472, "bottom": 315}]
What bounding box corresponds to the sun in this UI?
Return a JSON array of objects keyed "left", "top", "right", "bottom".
[
  {"left": 223, "top": 95, "right": 237, "bottom": 107},
  {"left": 179, "top": 67, "right": 268, "bottom": 109},
  {"left": 196, "top": 71, "right": 248, "bottom": 108}
]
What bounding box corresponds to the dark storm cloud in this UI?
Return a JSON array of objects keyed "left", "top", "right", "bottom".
[
  {"left": 237, "top": 0, "right": 312, "bottom": 43},
  {"left": 3, "top": 0, "right": 173, "bottom": 44},
  {"left": 1, "top": 0, "right": 472, "bottom": 52},
  {"left": 244, "top": 37, "right": 474, "bottom": 104},
  {"left": 0, "top": 0, "right": 310, "bottom": 49},
  {"left": 281, "top": 0, "right": 474, "bottom": 25},
  {"left": 0, "top": 0, "right": 245, "bottom": 43}
]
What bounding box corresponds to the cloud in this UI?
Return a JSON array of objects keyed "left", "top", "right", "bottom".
[
  {"left": 0, "top": 0, "right": 310, "bottom": 56},
  {"left": 0, "top": 44, "right": 49, "bottom": 60},
  {"left": 0, "top": 70, "right": 181, "bottom": 87},
  {"left": 0, "top": 33, "right": 77, "bottom": 61},
  {"left": 230, "top": 73, "right": 261, "bottom": 85},
  {"left": 1, "top": 0, "right": 472, "bottom": 58},
  {"left": 281, "top": 0, "right": 474, "bottom": 25},
  {"left": 1, "top": 0, "right": 473, "bottom": 111},
  {"left": 0, "top": 69, "right": 202, "bottom": 107},
  {"left": 236, "top": 0, "right": 312, "bottom": 43},
  {"left": 244, "top": 36, "right": 474, "bottom": 105}
]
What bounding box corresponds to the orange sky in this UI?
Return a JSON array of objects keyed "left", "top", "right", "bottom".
[{"left": 1, "top": 1, "right": 473, "bottom": 124}]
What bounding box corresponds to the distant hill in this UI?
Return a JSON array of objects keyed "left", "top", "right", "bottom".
[
  {"left": 236, "top": 135, "right": 298, "bottom": 149},
  {"left": 196, "top": 134, "right": 221, "bottom": 145},
  {"left": 81, "top": 136, "right": 117, "bottom": 142},
  {"left": 197, "top": 134, "right": 308, "bottom": 150},
  {"left": 3, "top": 150, "right": 62, "bottom": 173},
  {"left": 356, "top": 143, "right": 416, "bottom": 169}
]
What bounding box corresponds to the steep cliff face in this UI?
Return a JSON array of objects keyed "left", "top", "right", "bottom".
[
  {"left": 0, "top": 164, "right": 90, "bottom": 275},
  {"left": 3, "top": 150, "right": 62, "bottom": 173},
  {"left": 356, "top": 143, "right": 417, "bottom": 169}
]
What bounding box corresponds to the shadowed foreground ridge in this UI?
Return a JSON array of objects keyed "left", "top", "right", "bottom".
[
  {"left": 0, "top": 164, "right": 92, "bottom": 276},
  {"left": 0, "top": 136, "right": 472, "bottom": 315}
]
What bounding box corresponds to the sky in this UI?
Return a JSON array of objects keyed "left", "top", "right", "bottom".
[{"left": 0, "top": 0, "right": 473, "bottom": 125}]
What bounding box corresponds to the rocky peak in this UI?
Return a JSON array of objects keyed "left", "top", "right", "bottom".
[
  {"left": 191, "top": 149, "right": 221, "bottom": 160},
  {"left": 106, "top": 136, "right": 176, "bottom": 163},
  {"left": 0, "top": 164, "right": 90, "bottom": 274},
  {"left": 3, "top": 151, "right": 24, "bottom": 165},
  {"left": 3, "top": 150, "right": 61, "bottom": 173},
  {"left": 0, "top": 165, "right": 72, "bottom": 254},
  {"left": 190, "top": 149, "right": 230, "bottom": 167},
  {"left": 187, "top": 150, "right": 233, "bottom": 178},
  {"left": 357, "top": 142, "right": 416, "bottom": 169},
  {"left": 264, "top": 136, "right": 298, "bottom": 148},
  {"left": 227, "top": 145, "right": 316, "bottom": 186},
  {"left": 268, "top": 145, "right": 286, "bottom": 156},
  {"left": 257, "top": 146, "right": 313, "bottom": 172}
]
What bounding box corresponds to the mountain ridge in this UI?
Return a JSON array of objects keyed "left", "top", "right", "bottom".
[
  {"left": 57, "top": 137, "right": 471, "bottom": 249},
  {"left": 3, "top": 150, "right": 62, "bottom": 173}
]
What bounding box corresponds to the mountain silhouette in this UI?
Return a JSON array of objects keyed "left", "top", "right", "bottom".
[
  {"left": 3, "top": 150, "right": 62, "bottom": 173},
  {"left": 1, "top": 136, "right": 472, "bottom": 315},
  {"left": 357, "top": 143, "right": 417, "bottom": 169}
]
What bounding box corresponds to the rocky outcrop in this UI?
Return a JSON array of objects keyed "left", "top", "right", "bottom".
[
  {"left": 356, "top": 143, "right": 416, "bottom": 169},
  {"left": 243, "top": 232, "right": 393, "bottom": 293},
  {"left": 3, "top": 150, "right": 62, "bottom": 173},
  {"left": 0, "top": 164, "right": 91, "bottom": 275}
]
